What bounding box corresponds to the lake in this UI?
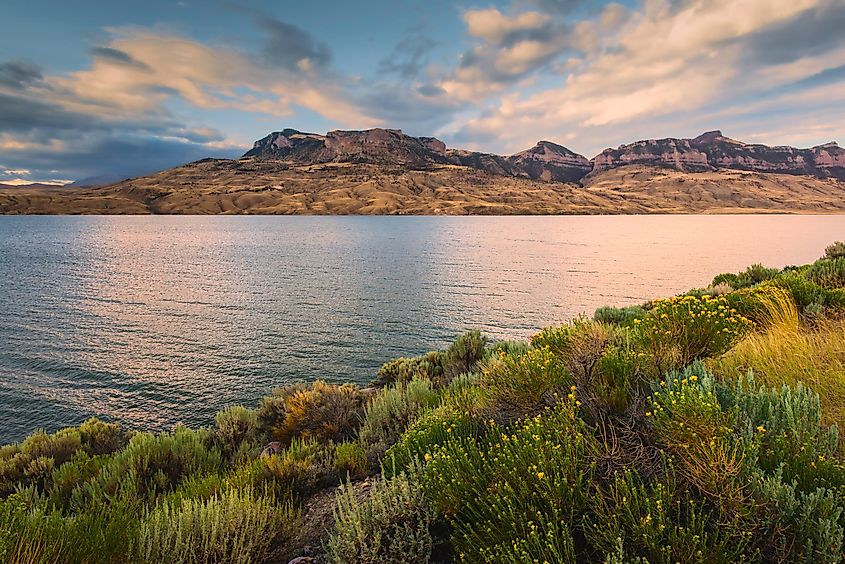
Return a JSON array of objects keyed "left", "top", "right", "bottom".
[{"left": 1, "top": 214, "right": 843, "bottom": 444}]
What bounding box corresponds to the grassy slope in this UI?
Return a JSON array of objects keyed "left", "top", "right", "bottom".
[{"left": 3, "top": 163, "right": 845, "bottom": 214}]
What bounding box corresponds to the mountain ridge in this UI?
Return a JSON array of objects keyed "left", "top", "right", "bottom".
[
  {"left": 2, "top": 127, "right": 844, "bottom": 215},
  {"left": 243, "top": 127, "right": 845, "bottom": 182}
]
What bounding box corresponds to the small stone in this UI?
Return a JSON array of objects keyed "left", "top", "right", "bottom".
[{"left": 288, "top": 557, "right": 320, "bottom": 564}]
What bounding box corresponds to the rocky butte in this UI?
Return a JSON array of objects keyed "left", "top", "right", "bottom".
[
  {"left": 1, "top": 128, "right": 844, "bottom": 215},
  {"left": 591, "top": 130, "right": 845, "bottom": 179}
]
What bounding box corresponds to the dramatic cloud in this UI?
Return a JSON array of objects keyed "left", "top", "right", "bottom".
[
  {"left": 3, "top": 0, "right": 845, "bottom": 181},
  {"left": 444, "top": 0, "right": 845, "bottom": 156},
  {"left": 740, "top": 1, "right": 845, "bottom": 65},
  {"left": 441, "top": 8, "right": 572, "bottom": 97},
  {"left": 0, "top": 13, "right": 380, "bottom": 182}
]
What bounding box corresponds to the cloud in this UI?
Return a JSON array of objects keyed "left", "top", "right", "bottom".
[
  {"left": 254, "top": 14, "right": 332, "bottom": 72},
  {"left": 440, "top": 8, "right": 575, "bottom": 99},
  {"left": 0, "top": 178, "right": 72, "bottom": 186},
  {"left": 0, "top": 130, "right": 241, "bottom": 182},
  {"left": 740, "top": 2, "right": 845, "bottom": 65},
  {"left": 465, "top": 9, "right": 551, "bottom": 44},
  {"left": 0, "top": 61, "right": 42, "bottom": 89},
  {"left": 378, "top": 35, "right": 436, "bottom": 78},
  {"left": 443, "top": 0, "right": 845, "bottom": 156},
  {"left": 89, "top": 46, "right": 152, "bottom": 70},
  {"left": 6, "top": 0, "right": 845, "bottom": 184},
  {"left": 0, "top": 11, "right": 441, "bottom": 182},
  {"left": 518, "top": 0, "right": 584, "bottom": 14}
]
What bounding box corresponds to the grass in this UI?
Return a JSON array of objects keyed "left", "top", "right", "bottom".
[{"left": 710, "top": 321, "right": 845, "bottom": 428}]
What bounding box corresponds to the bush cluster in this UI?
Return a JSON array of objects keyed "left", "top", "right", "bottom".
[
  {"left": 5, "top": 245, "right": 845, "bottom": 563},
  {"left": 326, "top": 466, "right": 435, "bottom": 563},
  {"left": 631, "top": 295, "right": 751, "bottom": 376},
  {"left": 372, "top": 330, "right": 487, "bottom": 388}
]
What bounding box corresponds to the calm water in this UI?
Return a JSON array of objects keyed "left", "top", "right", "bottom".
[{"left": 1, "top": 215, "right": 843, "bottom": 443}]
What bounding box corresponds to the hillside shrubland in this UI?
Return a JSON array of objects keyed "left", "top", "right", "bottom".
[{"left": 4, "top": 247, "right": 845, "bottom": 562}]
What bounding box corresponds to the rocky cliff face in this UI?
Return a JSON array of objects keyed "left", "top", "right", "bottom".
[
  {"left": 591, "top": 138, "right": 711, "bottom": 173},
  {"left": 245, "top": 128, "right": 845, "bottom": 183},
  {"left": 692, "top": 131, "right": 845, "bottom": 178},
  {"left": 243, "top": 128, "right": 447, "bottom": 167},
  {"left": 243, "top": 128, "right": 592, "bottom": 182},
  {"left": 509, "top": 141, "right": 594, "bottom": 182},
  {"left": 592, "top": 130, "right": 845, "bottom": 179},
  {"left": 243, "top": 129, "right": 329, "bottom": 162}
]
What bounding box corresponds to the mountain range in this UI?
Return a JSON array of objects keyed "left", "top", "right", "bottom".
[
  {"left": 243, "top": 128, "right": 845, "bottom": 182},
  {"left": 1, "top": 128, "right": 844, "bottom": 214}
]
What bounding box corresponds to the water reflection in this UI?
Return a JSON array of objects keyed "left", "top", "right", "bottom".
[{"left": 0, "top": 214, "right": 843, "bottom": 442}]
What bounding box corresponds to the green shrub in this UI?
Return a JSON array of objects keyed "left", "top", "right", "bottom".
[
  {"left": 632, "top": 295, "right": 751, "bottom": 376},
  {"left": 594, "top": 304, "right": 646, "bottom": 325},
  {"left": 423, "top": 399, "right": 596, "bottom": 562},
  {"left": 712, "top": 272, "right": 742, "bottom": 289},
  {"left": 727, "top": 374, "right": 845, "bottom": 493},
  {"left": 586, "top": 469, "right": 753, "bottom": 563},
  {"left": 825, "top": 241, "right": 845, "bottom": 260},
  {"left": 333, "top": 442, "right": 368, "bottom": 478},
  {"left": 589, "top": 344, "right": 637, "bottom": 413},
  {"left": 268, "top": 381, "right": 365, "bottom": 445},
  {"left": 754, "top": 475, "right": 844, "bottom": 562},
  {"left": 256, "top": 382, "right": 308, "bottom": 439},
  {"left": 359, "top": 377, "right": 439, "bottom": 460},
  {"left": 384, "top": 405, "right": 478, "bottom": 477},
  {"left": 482, "top": 339, "right": 530, "bottom": 360},
  {"left": 767, "top": 271, "right": 845, "bottom": 315},
  {"left": 713, "top": 263, "right": 780, "bottom": 290},
  {"left": 78, "top": 418, "right": 129, "bottom": 456},
  {"left": 531, "top": 320, "right": 616, "bottom": 380},
  {"left": 45, "top": 450, "right": 108, "bottom": 510},
  {"left": 260, "top": 437, "right": 328, "bottom": 500},
  {"left": 648, "top": 365, "right": 757, "bottom": 511},
  {"left": 82, "top": 427, "right": 222, "bottom": 504},
  {"left": 723, "top": 284, "right": 799, "bottom": 330},
  {"left": 214, "top": 405, "right": 258, "bottom": 460},
  {"left": 372, "top": 351, "right": 444, "bottom": 388},
  {"left": 806, "top": 258, "right": 845, "bottom": 289},
  {"left": 0, "top": 427, "right": 84, "bottom": 496},
  {"left": 0, "top": 492, "right": 141, "bottom": 564},
  {"left": 442, "top": 330, "right": 487, "bottom": 382},
  {"left": 326, "top": 468, "right": 434, "bottom": 564},
  {"left": 480, "top": 347, "right": 571, "bottom": 421},
  {"left": 134, "top": 488, "right": 296, "bottom": 563}
]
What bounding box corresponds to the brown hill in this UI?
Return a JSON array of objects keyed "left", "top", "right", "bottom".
[{"left": 2, "top": 159, "right": 843, "bottom": 215}]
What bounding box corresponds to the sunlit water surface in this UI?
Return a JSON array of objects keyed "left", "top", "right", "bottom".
[{"left": 1, "top": 215, "right": 843, "bottom": 443}]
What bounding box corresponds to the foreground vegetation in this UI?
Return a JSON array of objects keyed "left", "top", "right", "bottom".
[{"left": 5, "top": 244, "right": 845, "bottom": 563}]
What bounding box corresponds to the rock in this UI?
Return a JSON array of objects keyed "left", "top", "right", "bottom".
[
  {"left": 260, "top": 441, "right": 282, "bottom": 457},
  {"left": 507, "top": 140, "right": 593, "bottom": 182},
  {"left": 242, "top": 127, "right": 593, "bottom": 183},
  {"left": 591, "top": 130, "right": 845, "bottom": 179},
  {"left": 288, "top": 557, "right": 320, "bottom": 564},
  {"left": 243, "top": 128, "right": 452, "bottom": 168}
]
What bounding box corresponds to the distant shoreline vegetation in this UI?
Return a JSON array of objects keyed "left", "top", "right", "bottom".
[{"left": 4, "top": 244, "right": 845, "bottom": 562}]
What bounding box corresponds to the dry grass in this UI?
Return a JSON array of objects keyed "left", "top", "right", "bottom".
[
  {"left": 710, "top": 321, "right": 845, "bottom": 428},
  {"left": 3, "top": 162, "right": 845, "bottom": 215}
]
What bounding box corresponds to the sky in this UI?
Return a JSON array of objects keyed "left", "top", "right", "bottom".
[{"left": 1, "top": 0, "right": 845, "bottom": 184}]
